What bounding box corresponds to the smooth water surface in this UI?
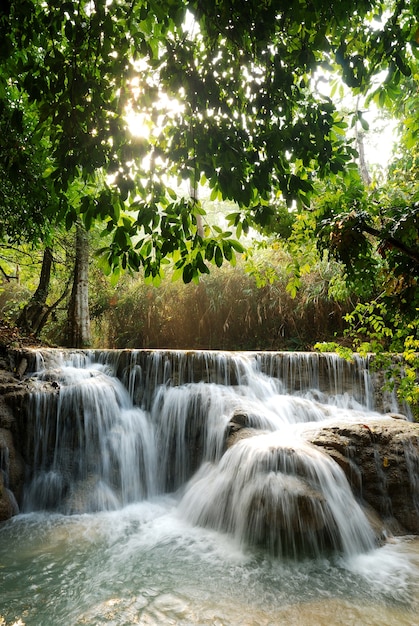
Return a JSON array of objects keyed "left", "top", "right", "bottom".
[{"left": 1, "top": 503, "right": 419, "bottom": 626}]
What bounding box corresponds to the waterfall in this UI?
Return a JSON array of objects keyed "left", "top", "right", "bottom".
[
  {"left": 24, "top": 358, "right": 158, "bottom": 513},
  {"left": 20, "top": 349, "right": 406, "bottom": 558},
  {"left": 177, "top": 432, "right": 376, "bottom": 558}
]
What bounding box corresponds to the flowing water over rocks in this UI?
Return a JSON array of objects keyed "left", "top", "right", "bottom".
[{"left": 0, "top": 348, "right": 418, "bottom": 625}]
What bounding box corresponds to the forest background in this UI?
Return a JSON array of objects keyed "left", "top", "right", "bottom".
[{"left": 0, "top": 0, "right": 418, "bottom": 413}]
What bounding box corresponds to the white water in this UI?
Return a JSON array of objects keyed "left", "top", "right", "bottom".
[
  {"left": 178, "top": 431, "right": 375, "bottom": 557},
  {"left": 1, "top": 508, "right": 419, "bottom": 625},
  {"left": 1, "top": 349, "right": 418, "bottom": 625}
]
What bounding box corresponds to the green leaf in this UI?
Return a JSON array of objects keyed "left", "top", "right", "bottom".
[
  {"left": 222, "top": 241, "right": 232, "bottom": 261},
  {"left": 182, "top": 263, "right": 194, "bottom": 283},
  {"left": 171, "top": 266, "right": 184, "bottom": 281},
  {"left": 214, "top": 245, "right": 223, "bottom": 267}
]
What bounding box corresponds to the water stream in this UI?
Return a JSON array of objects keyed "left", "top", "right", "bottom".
[{"left": 1, "top": 350, "right": 418, "bottom": 625}]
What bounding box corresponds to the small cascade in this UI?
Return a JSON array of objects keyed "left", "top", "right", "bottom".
[
  {"left": 24, "top": 359, "right": 157, "bottom": 513},
  {"left": 87, "top": 349, "right": 378, "bottom": 410},
  {"left": 402, "top": 439, "right": 419, "bottom": 523},
  {"left": 18, "top": 347, "right": 416, "bottom": 559},
  {"left": 177, "top": 431, "right": 376, "bottom": 558}
]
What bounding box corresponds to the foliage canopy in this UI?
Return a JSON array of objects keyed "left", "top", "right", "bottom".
[{"left": 1, "top": 0, "right": 418, "bottom": 284}]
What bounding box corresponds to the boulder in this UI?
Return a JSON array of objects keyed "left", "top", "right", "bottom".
[
  {"left": 0, "top": 371, "right": 29, "bottom": 520},
  {"left": 0, "top": 471, "right": 18, "bottom": 520},
  {"left": 0, "top": 427, "right": 24, "bottom": 521},
  {"left": 225, "top": 412, "right": 419, "bottom": 537},
  {"left": 308, "top": 419, "right": 419, "bottom": 534}
]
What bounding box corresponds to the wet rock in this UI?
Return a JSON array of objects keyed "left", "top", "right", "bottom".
[
  {"left": 0, "top": 427, "right": 24, "bottom": 521},
  {"left": 225, "top": 411, "right": 419, "bottom": 541},
  {"left": 226, "top": 426, "right": 264, "bottom": 448},
  {"left": 240, "top": 476, "right": 340, "bottom": 558},
  {"left": 308, "top": 419, "right": 419, "bottom": 534},
  {"left": 225, "top": 410, "right": 267, "bottom": 447},
  {"left": 63, "top": 475, "right": 121, "bottom": 514},
  {"left": 0, "top": 472, "right": 18, "bottom": 520},
  {"left": 387, "top": 412, "right": 408, "bottom": 421}
]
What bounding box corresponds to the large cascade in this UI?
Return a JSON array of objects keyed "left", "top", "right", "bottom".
[
  {"left": 15, "top": 348, "right": 415, "bottom": 561},
  {"left": 2, "top": 349, "right": 419, "bottom": 626}
]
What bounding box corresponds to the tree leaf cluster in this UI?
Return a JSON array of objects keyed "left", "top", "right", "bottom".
[{"left": 1, "top": 0, "right": 418, "bottom": 281}]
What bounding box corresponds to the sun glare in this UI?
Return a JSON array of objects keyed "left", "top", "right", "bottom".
[
  {"left": 125, "top": 98, "right": 184, "bottom": 140},
  {"left": 125, "top": 106, "right": 151, "bottom": 139}
]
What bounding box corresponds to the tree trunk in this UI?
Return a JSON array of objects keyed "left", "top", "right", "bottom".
[
  {"left": 67, "top": 222, "right": 91, "bottom": 347},
  {"left": 355, "top": 126, "right": 371, "bottom": 187},
  {"left": 16, "top": 246, "right": 53, "bottom": 335},
  {"left": 355, "top": 98, "right": 371, "bottom": 187}
]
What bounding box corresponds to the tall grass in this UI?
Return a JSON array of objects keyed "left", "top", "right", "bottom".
[
  {"left": 0, "top": 247, "right": 354, "bottom": 350},
  {"left": 95, "top": 255, "right": 352, "bottom": 351}
]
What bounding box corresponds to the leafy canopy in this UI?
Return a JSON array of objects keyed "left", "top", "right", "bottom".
[{"left": 0, "top": 0, "right": 418, "bottom": 281}]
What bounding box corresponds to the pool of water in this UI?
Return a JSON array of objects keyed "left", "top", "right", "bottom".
[{"left": 1, "top": 499, "right": 418, "bottom": 626}]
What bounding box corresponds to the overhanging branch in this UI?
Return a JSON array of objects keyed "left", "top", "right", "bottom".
[{"left": 362, "top": 223, "right": 419, "bottom": 265}]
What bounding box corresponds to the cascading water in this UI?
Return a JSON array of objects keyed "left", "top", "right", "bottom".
[
  {"left": 23, "top": 358, "right": 158, "bottom": 513},
  {"left": 1, "top": 349, "right": 418, "bottom": 626},
  {"left": 178, "top": 431, "right": 376, "bottom": 558},
  {"left": 21, "top": 349, "right": 380, "bottom": 546}
]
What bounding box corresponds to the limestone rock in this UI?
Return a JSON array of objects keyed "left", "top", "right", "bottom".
[
  {"left": 225, "top": 411, "right": 419, "bottom": 540},
  {"left": 0, "top": 428, "right": 24, "bottom": 521},
  {"left": 308, "top": 419, "right": 419, "bottom": 534},
  {"left": 0, "top": 471, "right": 18, "bottom": 520}
]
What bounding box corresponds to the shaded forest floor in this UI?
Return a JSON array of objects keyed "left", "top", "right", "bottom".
[{"left": 0, "top": 320, "right": 46, "bottom": 351}]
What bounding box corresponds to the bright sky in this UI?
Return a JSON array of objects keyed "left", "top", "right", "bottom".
[
  {"left": 314, "top": 68, "right": 398, "bottom": 172},
  {"left": 362, "top": 106, "right": 398, "bottom": 169}
]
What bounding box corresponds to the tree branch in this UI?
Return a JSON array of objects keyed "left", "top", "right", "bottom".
[
  {"left": 0, "top": 264, "right": 11, "bottom": 282},
  {"left": 362, "top": 223, "right": 419, "bottom": 265}
]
